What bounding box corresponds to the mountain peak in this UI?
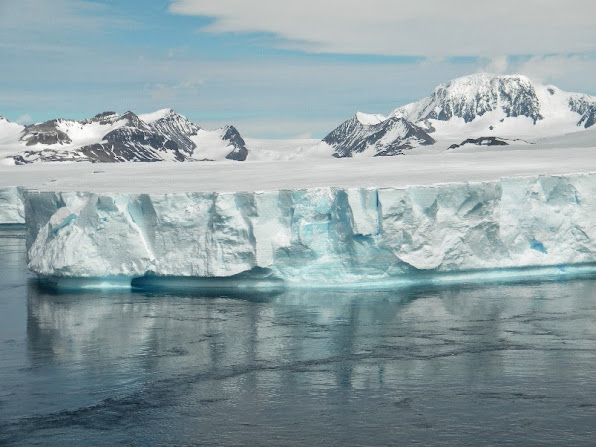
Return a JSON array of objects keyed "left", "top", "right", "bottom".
[
  {"left": 1, "top": 108, "right": 248, "bottom": 164},
  {"left": 434, "top": 73, "right": 534, "bottom": 95},
  {"left": 139, "top": 108, "right": 175, "bottom": 124},
  {"left": 93, "top": 111, "right": 117, "bottom": 119},
  {"left": 323, "top": 114, "right": 434, "bottom": 157},
  {"left": 393, "top": 72, "right": 544, "bottom": 124},
  {"left": 355, "top": 112, "right": 386, "bottom": 126}
]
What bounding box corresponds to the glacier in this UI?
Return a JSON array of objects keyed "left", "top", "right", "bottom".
[{"left": 23, "top": 172, "right": 596, "bottom": 289}]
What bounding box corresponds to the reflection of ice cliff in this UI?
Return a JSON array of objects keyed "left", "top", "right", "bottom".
[
  {"left": 24, "top": 173, "right": 596, "bottom": 288},
  {"left": 26, "top": 281, "right": 596, "bottom": 393}
]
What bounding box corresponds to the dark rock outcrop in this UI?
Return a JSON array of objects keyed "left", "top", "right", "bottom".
[{"left": 21, "top": 120, "right": 72, "bottom": 146}]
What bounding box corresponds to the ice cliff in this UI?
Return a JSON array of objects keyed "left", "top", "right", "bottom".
[
  {"left": 23, "top": 172, "right": 596, "bottom": 288},
  {"left": 0, "top": 187, "right": 25, "bottom": 224}
]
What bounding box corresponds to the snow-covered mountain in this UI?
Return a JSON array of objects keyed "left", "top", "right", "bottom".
[
  {"left": 3, "top": 74, "right": 595, "bottom": 163},
  {"left": 323, "top": 112, "right": 435, "bottom": 157},
  {"left": 392, "top": 73, "right": 596, "bottom": 142},
  {"left": 324, "top": 74, "right": 596, "bottom": 156},
  {"left": 394, "top": 74, "right": 544, "bottom": 125},
  {"left": 0, "top": 109, "right": 248, "bottom": 164}
]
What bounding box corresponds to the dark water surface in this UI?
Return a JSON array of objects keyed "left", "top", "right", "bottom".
[{"left": 1, "top": 228, "right": 596, "bottom": 446}]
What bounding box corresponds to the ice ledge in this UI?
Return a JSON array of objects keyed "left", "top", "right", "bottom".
[{"left": 23, "top": 172, "right": 596, "bottom": 289}]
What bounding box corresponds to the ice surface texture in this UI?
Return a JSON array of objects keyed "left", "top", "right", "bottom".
[
  {"left": 24, "top": 173, "right": 596, "bottom": 287},
  {"left": 0, "top": 187, "right": 25, "bottom": 224}
]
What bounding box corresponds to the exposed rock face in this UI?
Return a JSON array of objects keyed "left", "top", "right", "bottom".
[
  {"left": 79, "top": 132, "right": 182, "bottom": 162},
  {"left": 222, "top": 126, "right": 249, "bottom": 161},
  {"left": 447, "top": 137, "right": 510, "bottom": 150},
  {"left": 569, "top": 97, "right": 596, "bottom": 128},
  {"left": 5, "top": 110, "right": 248, "bottom": 164},
  {"left": 323, "top": 115, "right": 435, "bottom": 157},
  {"left": 21, "top": 120, "right": 72, "bottom": 146},
  {"left": 144, "top": 109, "right": 201, "bottom": 156},
  {"left": 78, "top": 112, "right": 184, "bottom": 162},
  {"left": 323, "top": 74, "right": 596, "bottom": 156},
  {"left": 392, "top": 74, "right": 545, "bottom": 124},
  {"left": 392, "top": 73, "right": 596, "bottom": 134}
]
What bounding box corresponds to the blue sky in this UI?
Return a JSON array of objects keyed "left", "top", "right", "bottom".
[{"left": 1, "top": 0, "right": 595, "bottom": 138}]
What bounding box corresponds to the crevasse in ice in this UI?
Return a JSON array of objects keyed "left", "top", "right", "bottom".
[{"left": 24, "top": 173, "right": 596, "bottom": 286}]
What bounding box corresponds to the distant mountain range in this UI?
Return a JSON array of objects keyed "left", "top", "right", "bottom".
[
  {"left": 1, "top": 73, "right": 595, "bottom": 163},
  {"left": 0, "top": 109, "right": 247, "bottom": 164},
  {"left": 323, "top": 73, "right": 596, "bottom": 157}
]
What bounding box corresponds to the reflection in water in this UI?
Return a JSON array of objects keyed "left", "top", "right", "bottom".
[{"left": 1, "top": 229, "right": 596, "bottom": 445}]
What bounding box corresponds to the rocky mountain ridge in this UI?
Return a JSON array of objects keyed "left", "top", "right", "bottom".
[
  {"left": 324, "top": 73, "right": 596, "bottom": 157},
  {"left": 3, "top": 73, "right": 595, "bottom": 162},
  {"left": 323, "top": 114, "right": 435, "bottom": 157},
  {"left": 1, "top": 109, "right": 247, "bottom": 164}
]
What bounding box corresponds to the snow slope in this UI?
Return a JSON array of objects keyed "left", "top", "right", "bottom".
[
  {"left": 138, "top": 108, "right": 173, "bottom": 124},
  {"left": 0, "top": 117, "right": 25, "bottom": 146},
  {"left": 244, "top": 138, "right": 328, "bottom": 161},
  {"left": 0, "top": 141, "right": 595, "bottom": 194},
  {"left": 355, "top": 112, "right": 386, "bottom": 125}
]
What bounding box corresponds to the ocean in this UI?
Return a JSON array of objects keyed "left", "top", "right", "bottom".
[{"left": 1, "top": 227, "right": 595, "bottom": 446}]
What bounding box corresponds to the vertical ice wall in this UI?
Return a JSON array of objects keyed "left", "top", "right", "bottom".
[
  {"left": 0, "top": 187, "right": 25, "bottom": 224},
  {"left": 23, "top": 173, "right": 596, "bottom": 285}
]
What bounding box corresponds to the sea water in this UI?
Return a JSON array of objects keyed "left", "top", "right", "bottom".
[{"left": 1, "top": 227, "right": 595, "bottom": 446}]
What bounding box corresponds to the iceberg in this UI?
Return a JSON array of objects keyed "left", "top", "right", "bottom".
[
  {"left": 24, "top": 172, "right": 596, "bottom": 289},
  {"left": 0, "top": 187, "right": 25, "bottom": 225}
]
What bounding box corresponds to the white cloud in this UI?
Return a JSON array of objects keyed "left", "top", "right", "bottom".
[
  {"left": 15, "top": 114, "right": 33, "bottom": 124},
  {"left": 485, "top": 56, "right": 509, "bottom": 75},
  {"left": 3, "top": 0, "right": 595, "bottom": 138},
  {"left": 148, "top": 79, "right": 205, "bottom": 101},
  {"left": 515, "top": 55, "right": 592, "bottom": 86},
  {"left": 169, "top": 0, "right": 596, "bottom": 57},
  {"left": 0, "top": 0, "right": 137, "bottom": 55}
]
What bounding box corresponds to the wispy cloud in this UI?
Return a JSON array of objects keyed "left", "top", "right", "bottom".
[
  {"left": 148, "top": 79, "right": 205, "bottom": 101},
  {"left": 169, "top": 0, "right": 596, "bottom": 57},
  {"left": 0, "top": 0, "right": 139, "bottom": 55},
  {"left": 515, "top": 54, "right": 596, "bottom": 89},
  {"left": 484, "top": 56, "right": 509, "bottom": 75},
  {"left": 15, "top": 114, "right": 33, "bottom": 125},
  {"left": 1, "top": 0, "right": 595, "bottom": 138}
]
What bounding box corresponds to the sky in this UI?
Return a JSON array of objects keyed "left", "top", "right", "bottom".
[{"left": 1, "top": 0, "right": 596, "bottom": 138}]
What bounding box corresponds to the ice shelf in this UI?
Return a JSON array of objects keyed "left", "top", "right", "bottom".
[
  {"left": 0, "top": 187, "right": 25, "bottom": 225},
  {"left": 23, "top": 172, "right": 596, "bottom": 288}
]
